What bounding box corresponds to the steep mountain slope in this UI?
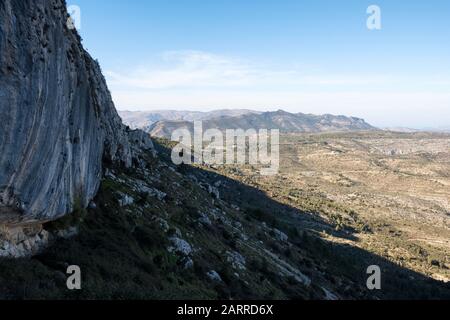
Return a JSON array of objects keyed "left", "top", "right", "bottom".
[
  {"left": 0, "top": 0, "right": 448, "bottom": 300},
  {"left": 1, "top": 140, "right": 448, "bottom": 299},
  {"left": 0, "top": 0, "right": 153, "bottom": 257},
  {"left": 119, "top": 109, "right": 260, "bottom": 129},
  {"left": 0, "top": 0, "right": 152, "bottom": 225},
  {"left": 147, "top": 110, "right": 376, "bottom": 139}
]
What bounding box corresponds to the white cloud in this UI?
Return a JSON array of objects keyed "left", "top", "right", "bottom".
[
  {"left": 106, "top": 50, "right": 399, "bottom": 90},
  {"left": 106, "top": 50, "right": 260, "bottom": 89},
  {"left": 105, "top": 50, "right": 450, "bottom": 128}
]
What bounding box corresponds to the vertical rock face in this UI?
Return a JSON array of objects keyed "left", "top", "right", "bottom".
[{"left": 0, "top": 0, "right": 152, "bottom": 224}]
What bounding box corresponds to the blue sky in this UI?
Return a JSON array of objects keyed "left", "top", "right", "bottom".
[{"left": 69, "top": 0, "right": 450, "bottom": 128}]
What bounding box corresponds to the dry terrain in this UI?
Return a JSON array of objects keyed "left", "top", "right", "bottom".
[
  {"left": 213, "top": 131, "right": 450, "bottom": 283},
  {"left": 1, "top": 131, "right": 448, "bottom": 299}
]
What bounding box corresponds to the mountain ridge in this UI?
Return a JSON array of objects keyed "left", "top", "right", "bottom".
[
  {"left": 141, "top": 110, "right": 377, "bottom": 139},
  {"left": 119, "top": 109, "right": 261, "bottom": 129}
]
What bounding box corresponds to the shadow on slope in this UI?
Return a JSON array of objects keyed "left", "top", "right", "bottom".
[{"left": 0, "top": 140, "right": 448, "bottom": 300}]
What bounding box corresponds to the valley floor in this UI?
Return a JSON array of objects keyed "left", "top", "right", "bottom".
[{"left": 216, "top": 131, "right": 450, "bottom": 284}]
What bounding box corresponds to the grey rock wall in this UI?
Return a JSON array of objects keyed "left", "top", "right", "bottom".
[{"left": 0, "top": 0, "right": 152, "bottom": 224}]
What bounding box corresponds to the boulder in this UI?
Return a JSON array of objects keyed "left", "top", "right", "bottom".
[
  {"left": 227, "top": 250, "right": 247, "bottom": 270},
  {"left": 168, "top": 237, "right": 193, "bottom": 256}
]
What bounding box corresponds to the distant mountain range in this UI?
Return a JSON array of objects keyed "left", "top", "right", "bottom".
[
  {"left": 118, "top": 109, "right": 260, "bottom": 129},
  {"left": 383, "top": 126, "right": 450, "bottom": 133},
  {"left": 119, "top": 109, "right": 377, "bottom": 139},
  {"left": 382, "top": 127, "right": 422, "bottom": 133}
]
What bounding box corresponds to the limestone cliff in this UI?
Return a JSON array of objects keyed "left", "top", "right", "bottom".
[{"left": 0, "top": 0, "right": 152, "bottom": 226}]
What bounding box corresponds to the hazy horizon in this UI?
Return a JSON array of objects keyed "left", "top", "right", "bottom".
[
  {"left": 117, "top": 108, "right": 450, "bottom": 131},
  {"left": 72, "top": 0, "right": 450, "bottom": 129}
]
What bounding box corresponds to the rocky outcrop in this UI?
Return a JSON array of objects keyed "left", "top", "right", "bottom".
[
  {"left": 0, "top": 0, "right": 153, "bottom": 227},
  {"left": 0, "top": 224, "right": 79, "bottom": 258},
  {"left": 0, "top": 224, "right": 50, "bottom": 258},
  {"left": 119, "top": 109, "right": 260, "bottom": 130}
]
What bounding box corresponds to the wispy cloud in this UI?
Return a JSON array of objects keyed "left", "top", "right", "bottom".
[
  {"left": 107, "top": 50, "right": 260, "bottom": 89},
  {"left": 106, "top": 50, "right": 399, "bottom": 90},
  {"left": 105, "top": 50, "right": 450, "bottom": 128}
]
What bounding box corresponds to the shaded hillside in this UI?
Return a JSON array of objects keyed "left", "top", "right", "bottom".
[
  {"left": 0, "top": 139, "right": 448, "bottom": 299},
  {"left": 0, "top": 0, "right": 152, "bottom": 226},
  {"left": 1, "top": 0, "right": 448, "bottom": 302}
]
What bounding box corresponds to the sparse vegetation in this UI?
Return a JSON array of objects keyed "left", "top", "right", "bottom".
[{"left": 1, "top": 133, "right": 449, "bottom": 299}]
